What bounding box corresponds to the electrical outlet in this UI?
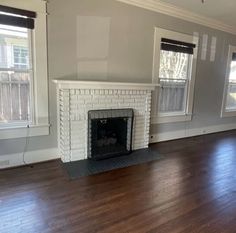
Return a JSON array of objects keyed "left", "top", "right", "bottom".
[{"left": 0, "top": 160, "right": 10, "bottom": 167}]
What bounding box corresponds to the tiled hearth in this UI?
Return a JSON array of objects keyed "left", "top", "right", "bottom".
[{"left": 53, "top": 80, "right": 156, "bottom": 162}]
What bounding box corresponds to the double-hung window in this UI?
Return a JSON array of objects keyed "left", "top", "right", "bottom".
[
  {"left": 152, "top": 28, "right": 198, "bottom": 124},
  {"left": 221, "top": 45, "right": 236, "bottom": 117},
  {"left": 0, "top": 21, "right": 33, "bottom": 125},
  {"left": 0, "top": 2, "right": 49, "bottom": 140}
]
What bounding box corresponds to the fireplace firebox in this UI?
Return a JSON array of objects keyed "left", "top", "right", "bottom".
[{"left": 88, "top": 109, "right": 134, "bottom": 160}]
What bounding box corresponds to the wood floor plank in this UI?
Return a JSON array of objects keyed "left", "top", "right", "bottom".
[{"left": 0, "top": 130, "right": 236, "bottom": 232}]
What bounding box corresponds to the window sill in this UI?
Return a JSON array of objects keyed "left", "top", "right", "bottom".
[
  {"left": 0, "top": 124, "right": 50, "bottom": 140},
  {"left": 221, "top": 110, "right": 236, "bottom": 118},
  {"left": 151, "top": 114, "right": 192, "bottom": 124}
]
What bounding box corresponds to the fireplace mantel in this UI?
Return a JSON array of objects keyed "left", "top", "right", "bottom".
[{"left": 53, "top": 79, "right": 158, "bottom": 90}]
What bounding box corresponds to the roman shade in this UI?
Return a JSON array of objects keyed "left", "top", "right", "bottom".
[
  {"left": 0, "top": 5, "right": 36, "bottom": 29},
  {"left": 161, "top": 38, "right": 196, "bottom": 54}
]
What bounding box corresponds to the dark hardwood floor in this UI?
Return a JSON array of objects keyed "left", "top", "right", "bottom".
[{"left": 1, "top": 131, "right": 236, "bottom": 233}]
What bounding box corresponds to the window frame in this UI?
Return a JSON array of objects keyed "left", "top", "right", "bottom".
[
  {"left": 221, "top": 45, "right": 236, "bottom": 118},
  {"left": 151, "top": 28, "right": 199, "bottom": 124},
  {"left": 0, "top": 28, "right": 33, "bottom": 126},
  {"left": 0, "top": 0, "right": 49, "bottom": 140}
]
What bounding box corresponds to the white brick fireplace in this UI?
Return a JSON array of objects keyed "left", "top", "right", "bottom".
[{"left": 53, "top": 80, "right": 156, "bottom": 162}]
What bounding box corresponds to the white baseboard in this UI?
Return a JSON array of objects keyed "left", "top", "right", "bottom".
[
  {"left": 0, "top": 147, "right": 59, "bottom": 169},
  {"left": 150, "top": 123, "right": 236, "bottom": 143}
]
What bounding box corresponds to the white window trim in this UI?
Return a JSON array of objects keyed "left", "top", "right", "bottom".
[
  {"left": 0, "top": 0, "right": 49, "bottom": 139},
  {"left": 151, "top": 28, "right": 199, "bottom": 124},
  {"left": 221, "top": 45, "right": 236, "bottom": 118},
  {"left": 151, "top": 113, "right": 192, "bottom": 124}
]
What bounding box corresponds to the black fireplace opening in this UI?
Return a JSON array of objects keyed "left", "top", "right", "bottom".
[{"left": 88, "top": 109, "right": 134, "bottom": 160}]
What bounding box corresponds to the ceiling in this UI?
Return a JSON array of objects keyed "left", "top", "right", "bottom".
[{"left": 157, "top": 0, "right": 236, "bottom": 28}]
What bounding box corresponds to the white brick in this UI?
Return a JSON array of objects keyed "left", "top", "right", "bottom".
[
  {"left": 112, "top": 98, "right": 124, "bottom": 104},
  {"left": 77, "top": 99, "right": 85, "bottom": 104},
  {"left": 120, "top": 95, "right": 130, "bottom": 99},
  {"left": 99, "top": 90, "right": 105, "bottom": 95},
  {"left": 85, "top": 90, "right": 90, "bottom": 95},
  {"left": 84, "top": 103, "right": 93, "bottom": 109},
  {"left": 124, "top": 98, "right": 135, "bottom": 103},
  {"left": 95, "top": 95, "right": 106, "bottom": 99},
  {"left": 100, "top": 98, "right": 112, "bottom": 103},
  {"left": 85, "top": 99, "right": 99, "bottom": 105},
  {"left": 93, "top": 90, "right": 99, "bottom": 95},
  {"left": 71, "top": 95, "right": 78, "bottom": 101},
  {"left": 80, "top": 90, "right": 85, "bottom": 95},
  {"left": 93, "top": 103, "right": 107, "bottom": 109},
  {"left": 70, "top": 90, "right": 76, "bottom": 95},
  {"left": 79, "top": 95, "right": 92, "bottom": 100},
  {"left": 120, "top": 104, "right": 131, "bottom": 108},
  {"left": 71, "top": 142, "right": 85, "bottom": 150},
  {"left": 58, "top": 86, "right": 152, "bottom": 161},
  {"left": 71, "top": 149, "right": 86, "bottom": 161}
]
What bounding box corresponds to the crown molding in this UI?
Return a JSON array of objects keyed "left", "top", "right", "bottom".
[{"left": 116, "top": 0, "right": 236, "bottom": 35}]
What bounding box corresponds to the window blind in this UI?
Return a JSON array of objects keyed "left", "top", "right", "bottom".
[
  {"left": 0, "top": 5, "right": 36, "bottom": 29},
  {"left": 161, "top": 38, "right": 196, "bottom": 55}
]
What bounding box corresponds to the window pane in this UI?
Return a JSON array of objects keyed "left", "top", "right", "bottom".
[
  {"left": 158, "top": 79, "right": 187, "bottom": 113},
  {"left": 159, "top": 50, "right": 189, "bottom": 79},
  {"left": 226, "top": 60, "right": 236, "bottom": 111},
  {"left": 0, "top": 24, "right": 32, "bottom": 124},
  {"left": 226, "top": 83, "right": 236, "bottom": 110},
  {"left": 158, "top": 50, "right": 190, "bottom": 113},
  {"left": 229, "top": 61, "right": 236, "bottom": 81},
  {"left": 13, "top": 46, "right": 29, "bottom": 69}
]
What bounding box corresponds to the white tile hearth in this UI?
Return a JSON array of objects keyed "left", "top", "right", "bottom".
[{"left": 53, "top": 80, "right": 157, "bottom": 162}]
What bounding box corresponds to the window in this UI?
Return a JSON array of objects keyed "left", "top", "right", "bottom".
[
  {"left": 0, "top": 2, "right": 49, "bottom": 140},
  {"left": 152, "top": 28, "right": 198, "bottom": 124},
  {"left": 221, "top": 45, "right": 236, "bottom": 117},
  {"left": 0, "top": 24, "right": 32, "bottom": 125}
]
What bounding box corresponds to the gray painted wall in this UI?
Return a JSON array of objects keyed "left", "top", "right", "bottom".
[{"left": 0, "top": 0, "right": 236, "bottom": 156}]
